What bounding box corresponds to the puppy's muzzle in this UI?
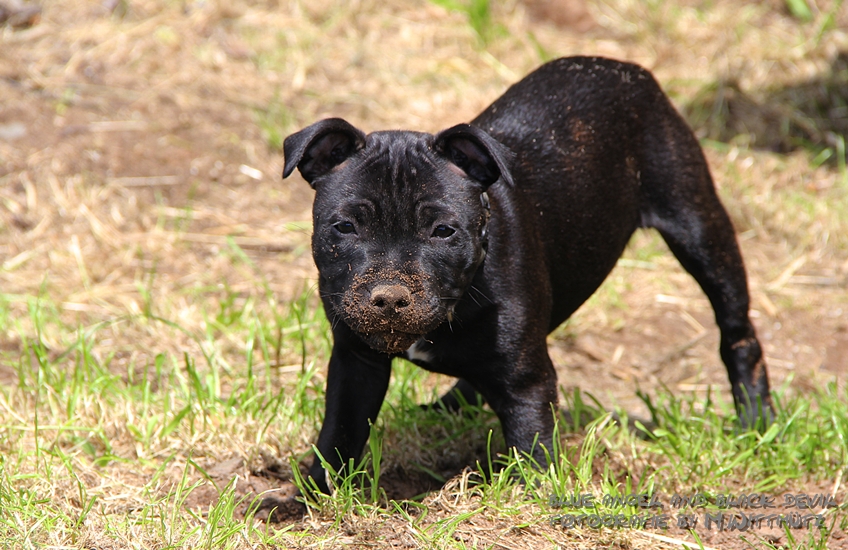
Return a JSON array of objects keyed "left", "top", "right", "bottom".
[
  {"left": 340, "top": 275, "right": 443, "bottom": 354},
  {"left": 369, "top": 284, "right": 413, "bottom": 316}
]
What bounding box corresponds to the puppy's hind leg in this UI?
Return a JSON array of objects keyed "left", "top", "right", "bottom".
[
  {"left": 639, "top": 115, "right": 773, "bottom": 429},
  {"left": 424, "top": 379, "right": 484, "bottom": 413}
]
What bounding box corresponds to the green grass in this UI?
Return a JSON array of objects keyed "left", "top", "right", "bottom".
[
  {"left": 1, "top": 285, "right": 846, "bottom": 548},
  {"left": 428, "top": 0, "right": 500, "bottom": 45},
  {"left": 292, "top": 379, "right": 847, "bottom": 548},
  {"left": 0, "top": 283, "right": 334, "bottom": 546}
]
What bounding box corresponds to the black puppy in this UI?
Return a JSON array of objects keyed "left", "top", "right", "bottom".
[{"left": 283, "top": 56, "right": 772, "bottom": 494}]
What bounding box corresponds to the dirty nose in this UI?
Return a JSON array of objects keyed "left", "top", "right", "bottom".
[{"left": 370, "top": 284, "right": 412, "bottom": 312}]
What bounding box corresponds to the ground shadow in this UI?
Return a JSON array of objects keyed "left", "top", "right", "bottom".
[{"left": 682, "top": 50, "right": 848, "bottom": 156}]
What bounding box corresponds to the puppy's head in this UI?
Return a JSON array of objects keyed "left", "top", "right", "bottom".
[{"left": 283, "top": 118, "right": 513, "bottom": 354}]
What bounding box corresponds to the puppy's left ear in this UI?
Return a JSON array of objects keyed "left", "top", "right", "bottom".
[{"left": 433, "top": 124, "right": 514, "bottom": 188}]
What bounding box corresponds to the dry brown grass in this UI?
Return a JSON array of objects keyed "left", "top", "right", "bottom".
[{"left": 1, "top": 0, "right": 848, "bottom": 547}]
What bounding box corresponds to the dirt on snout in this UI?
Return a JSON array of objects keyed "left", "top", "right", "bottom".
[{"left": 340, "top": 267, "right": 443, "bottom": 354}]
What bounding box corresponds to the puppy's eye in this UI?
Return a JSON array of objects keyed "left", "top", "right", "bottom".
[
  {"left": 432, "top": 225, "right": 455, "bottom": 239},
  {"left": 334, "top": 221, "right": 357, "bottom": 235}
]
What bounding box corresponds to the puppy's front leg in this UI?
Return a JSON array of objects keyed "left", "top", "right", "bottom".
[
  {"left": 476, "top": 349, "right": 559, "bottom": 467},
  {"left": 309, "top": 339, "right": 392, "bottom": 493}
]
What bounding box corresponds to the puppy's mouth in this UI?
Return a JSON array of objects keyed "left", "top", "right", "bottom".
[{"left": 358, "top": 331, "right": 423, "bottom": 355}]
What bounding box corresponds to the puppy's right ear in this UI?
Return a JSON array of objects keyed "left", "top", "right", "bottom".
[{"left": 283, "top": 118, "right": 366, "bottom": 186}]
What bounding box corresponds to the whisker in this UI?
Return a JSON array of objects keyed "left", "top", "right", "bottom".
[{"left": 469, "top": 285, "right": 494, "bottom": 304}]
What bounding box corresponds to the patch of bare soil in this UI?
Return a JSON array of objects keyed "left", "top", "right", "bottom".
[
  {"left": 180, "top": 452, "right": 482, "bottom": 526},
  {"left": 180, "top": 456, "right": 307, "bottom": 523},
  {"left": 549, "top": 267, "right": 848, "bottom": 423}
]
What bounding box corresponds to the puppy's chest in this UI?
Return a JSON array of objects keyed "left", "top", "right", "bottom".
[
  {"left": 404, "top": 338, "right": 435, "bottom": 366},
  {"left": 402, "top": 337, "right": 461, "bottom": 377},
  {"left": 400, "top": 327, "right": 489, "bottom": 378}
]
